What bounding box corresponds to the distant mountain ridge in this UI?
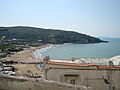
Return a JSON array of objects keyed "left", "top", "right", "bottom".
[
  {"left": 99, "top": 37, "right": 120, "bottom": 42},
  {"left": 0, "top": 26, "right": 107, "bottom": 44}
]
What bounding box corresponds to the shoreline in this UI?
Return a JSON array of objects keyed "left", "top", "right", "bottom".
[
  {"left": 1, "top": 44, "right": 52, "bottom": 63},
  {"left": 31, "top": 44, "right": 56, "bottom": 60},
  {"left": 15, "top": 44, "right": 52, "bottom": 57}
]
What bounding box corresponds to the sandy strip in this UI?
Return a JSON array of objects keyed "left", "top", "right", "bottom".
[
  {"left": 12, "top": 44, "right": 50, "bottom": 58},
  {"left": 1, "top": 44, "right": 52, "bottom": 63}
]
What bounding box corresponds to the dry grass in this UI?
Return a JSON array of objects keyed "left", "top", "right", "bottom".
[
  {"left": 12, "top": 64, "right": 43, "bottom": 77},
  {"left": 12, "top": 50, "right": 32, "bottom": 58}
]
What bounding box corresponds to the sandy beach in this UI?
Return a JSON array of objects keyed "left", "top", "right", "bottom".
[
  {"left": 13, "top": 44, "right": 50, "bottom": 58},
  {"left": 1, "top": 44, "right": 52, "bottom": 63}
]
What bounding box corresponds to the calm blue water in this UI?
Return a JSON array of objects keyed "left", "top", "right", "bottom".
[{"left": 35, "top": 38, "right": 120, "bottom": 59}]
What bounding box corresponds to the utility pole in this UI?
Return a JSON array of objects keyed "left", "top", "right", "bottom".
[
  {"left": 87, "top": 77, "right": 88, "bottom": 89},
  {"left": 108, "top": 61, "right": 114, "bottom": 90},
  {"left": 43, "top": 56, "right": 50, "bottom": 80}
]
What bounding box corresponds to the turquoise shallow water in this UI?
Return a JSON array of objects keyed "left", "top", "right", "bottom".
[{"left": 40, "top": 42, "right": 120, "bottom": 59}]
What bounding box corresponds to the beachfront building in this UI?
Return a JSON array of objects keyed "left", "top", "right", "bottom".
[{"left": 43, "top": 57, "right": 120, "bottom": 90}]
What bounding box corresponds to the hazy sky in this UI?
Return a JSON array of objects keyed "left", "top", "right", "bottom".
[{"left": 0, "top": 0, "right": 120, "bottom": 38}]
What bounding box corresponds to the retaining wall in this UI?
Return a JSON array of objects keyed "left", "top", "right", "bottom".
[{"left": 0, "top": 74, "right": 92, "bottom": 90}]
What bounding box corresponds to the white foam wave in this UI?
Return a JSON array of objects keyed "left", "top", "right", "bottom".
[{"left": 32, "top": 44, "right": 56, "bottom": 59}]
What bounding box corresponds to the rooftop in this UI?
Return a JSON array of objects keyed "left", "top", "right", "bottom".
[{"left": 47, "top": 61, "right": 120, "bottom": 69}]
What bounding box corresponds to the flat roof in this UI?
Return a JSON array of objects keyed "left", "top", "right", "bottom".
[{"left": 47, "top": 61, "right": 120, "bottom": 69}]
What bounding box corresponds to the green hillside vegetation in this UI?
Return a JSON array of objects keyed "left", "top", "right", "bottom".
[{"left": 0, "top": 26, "right": 107, "bottom": 44}]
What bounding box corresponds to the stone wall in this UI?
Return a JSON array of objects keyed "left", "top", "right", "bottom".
[{"left": 0, "top": 74, "right": 92, "bottom": 90}]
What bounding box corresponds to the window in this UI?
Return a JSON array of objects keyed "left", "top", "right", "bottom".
[
  {"left": 64, "top": 74, "right": 79, "bottom": 85},
  {"left": 70, "top": 79, "right": 75, "bottom": 85}
]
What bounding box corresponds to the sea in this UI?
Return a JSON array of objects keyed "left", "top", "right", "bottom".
[{"left": 33, "top": 38, "right": 120, "bottom": 60}]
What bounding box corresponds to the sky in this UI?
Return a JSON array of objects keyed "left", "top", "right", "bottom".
[{"left": 0, "top": 0, "right": 120, "bottom": 38}]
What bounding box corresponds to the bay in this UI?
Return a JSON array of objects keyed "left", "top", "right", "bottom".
[
  {"left": 41, "top": 42, "right": 120, "bottom": 59},
  {"left": 42, "top": 43, "right": 120, "bottom": 59}
]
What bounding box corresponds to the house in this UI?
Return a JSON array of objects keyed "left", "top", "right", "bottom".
[{"left": 43, "top": 59, "right": 120, "bottom": 90}]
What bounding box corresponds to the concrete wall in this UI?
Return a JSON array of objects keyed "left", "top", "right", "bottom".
[
  {"left": 0, "top": 74, "right": 92, "bottom": 90},
  {"left": 45, "top": 65, "right": 120, "bottom": 90}
]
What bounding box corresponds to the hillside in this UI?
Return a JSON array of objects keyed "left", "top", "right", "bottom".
[{"left": 0, "top": 26, "right": 107, "bottom": 44}]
